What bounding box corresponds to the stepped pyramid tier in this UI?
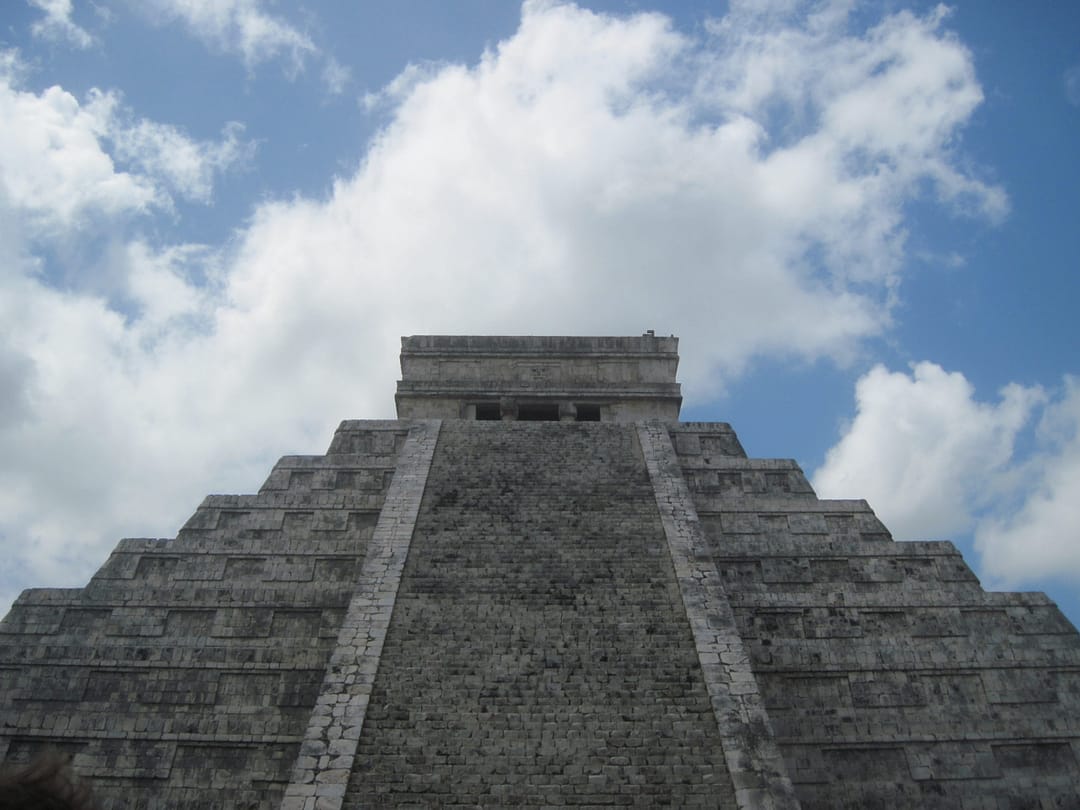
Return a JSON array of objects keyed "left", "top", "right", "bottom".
[{"left": 0, "top": 335, "right": 1077, "bottom": 809}]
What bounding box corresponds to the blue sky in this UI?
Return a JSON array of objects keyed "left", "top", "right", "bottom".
[{"left": 1, "top": 0, "right": 1078, "bottom": 627}]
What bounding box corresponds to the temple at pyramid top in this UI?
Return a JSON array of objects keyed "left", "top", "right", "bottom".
[
  {"left": 2, "top": 332, "right": 1080, "bottom": 809},
  {"left": 394, "top": 332, "right": 682, "bottom": 421}
]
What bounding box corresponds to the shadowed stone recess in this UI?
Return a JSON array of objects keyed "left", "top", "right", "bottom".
[{"left": 345, "top": 421, "right": 737, "bottom": 807}]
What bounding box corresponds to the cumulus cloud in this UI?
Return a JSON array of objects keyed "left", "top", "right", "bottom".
[
  {"left": 119, "top": 240, "right": 218, "bottom": 333},
  {"left": 0, "top": 55, "right": 157, "bottom": 231},
  {"left": 701, "top": 0, "right": 1008, "bottom": 268},
  {"left": 0, "top": 55, "right": 252, "bottom": 235},
  {"left": 133, "top": 0, "right": 316, "bottom": 72},
  {"left": 29, "top": 0, "right": 94, "bottom": 49},
  {"left": 813, "top": 363, "right": 1043, "bottom": 540},
  {"left": 976, "top": 378, "right": 1080, "bottom": 586},
  {"left": 815, "top": 365, "right": 1080, "bottom": 589},
  {"left": 0, "top": 1, "right": 1008, "bottom": 611}
]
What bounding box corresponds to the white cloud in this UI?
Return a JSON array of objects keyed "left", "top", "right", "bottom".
[
  {"left": 0, "top": 1, "right": 1009, "bottom": 612},
  {"left": 813, "top": 363, "right": 1043, "bottom": 540},
  {"left": 29, "top": 0, "right": 94, "bottom": 49},
  {"left": 134, "top": 0, "right": 316, "bottom": 72},
  {"left": 120, "top": 240, "right": 217, "bottom": 332},
  {"left": 976, "top": 378, "right": 1080, "bottom": 586},
  {"left": 815, "top": 365, "right": 1080, "bottom": 589},
  {"left": 0, "top": 56, "right": 252, "bottom": 235},
  {"left": 0, "top": 63, "right": 157, "bottom": 231},
  {"left": 700, "top": 0, "right": 1008, "bottom": 273},
  {"left": 0, "top": 271, "right": 241, "bottom": 597}
]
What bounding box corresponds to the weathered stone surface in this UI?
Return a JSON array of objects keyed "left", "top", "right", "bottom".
[
  {"left": 1, "top": 336, "right": 1078, "bottom": 810},
  {"left": 638, "top": 422, "right": 798, "bottom": 810},
  {"left": 343, "top": 420, "right": 737, "bottom": 807},
  {"left": 395, "top": 334, "right": 682, "bottom": 421},
  {"left": 282, "top": 419, "right": 440, "bottom": 810},
  {"left": 670, "top": 421, "right": 1080, "bottom": 809},
  {"left": 0, "top": 421, "right": 412, "bottom": 809}
]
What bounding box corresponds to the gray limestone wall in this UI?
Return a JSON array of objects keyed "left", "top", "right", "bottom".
[
  {"left": 0, "top": 420, "right": 411, "bottom": 809},
  {"left": 344, "top": 420, "right": 737, "bottom": 807},
  {"left": 637, "top": 422, "right": 797, "bottom": 810},
  {"left": 669, "top": 422, "right": 1080, "bottom": 809},
  {"left": 282, "top": 419, "right": 440, "bottom": 810},
  {"left": 395, "top": 334, "right": 683, "bottom": 421},
  {"left": 3, "top": 412, "right": 1078, "bottom": 808}
]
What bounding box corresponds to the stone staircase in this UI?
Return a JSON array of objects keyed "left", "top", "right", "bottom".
[{"left": 345, "top": 421, "right": 737, "bottom": 807}]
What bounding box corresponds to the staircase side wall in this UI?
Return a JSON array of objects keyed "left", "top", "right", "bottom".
[
  {"left": 669, "top": 422, "right": 1080, "bottom": 810},
  {"left": 0, "top": 421, "right": 411, "bottom": 809}
]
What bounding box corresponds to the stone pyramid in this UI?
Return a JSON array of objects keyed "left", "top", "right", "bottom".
[{"left": 1, "top": 335, "right": 1078, "bottom": 809}]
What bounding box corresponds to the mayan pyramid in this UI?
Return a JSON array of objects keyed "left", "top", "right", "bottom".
[{"left": 1, "top": 334, "right": 1078, "bottom": 809}]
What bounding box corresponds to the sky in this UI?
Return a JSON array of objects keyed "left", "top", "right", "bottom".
[{"left": 1, "top": 0, "right": 1078, "bottom": 627}]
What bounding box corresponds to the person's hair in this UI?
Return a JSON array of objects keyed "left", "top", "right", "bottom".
[{"left": 0, "top": 750, "right": 98, "bottom": 810}]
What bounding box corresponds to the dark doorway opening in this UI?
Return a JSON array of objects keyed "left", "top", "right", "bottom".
[
  {"left": 517, "top": 403, "right": 561, "bottom": 421},
  {"left": 575, "top": 404, "right": 601, "bottom": 422}
]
